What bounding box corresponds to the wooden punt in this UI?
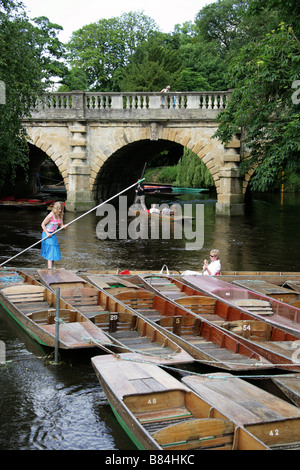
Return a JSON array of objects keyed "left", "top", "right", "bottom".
[
  {"left": 38, "top": 269, "right": 272, "bottom": 371},
  {"left": 37, "top": 269, "right": 192, "bottom": 366},
  {"left": 74, "top": 269, "right": 300, "bottom": 281},
  {"left": 91, "top": 354, "right": 271, "bottom": 450},
  {"left": 182, "top": 372, "right": 300, "bottom": 450},
  {"left": 272, "top": 374, "right": 300, "bottom": 407},
  {"left": 0, "top": 270, "right": 111, "bottom": 350},
  {"left": 83, "top": 273, "right": 141, "bottom": 296},
  {"left": 231, "top": 279, "right": 300, "bottom": 305},
  {"left": 181, "top": 275, "right": 300, "bottom": 336},
  {"left": 126, "top": 275, "right": 300, "bottom": 371},
  {"left": 219, "top": 272, "right": 300, "bottom": 285},
  {"left": 284, "top": 280, "right": 300, "bottom": 294},
  {"left": 136, "top": 274, "right": 300, "bottom": 335}
]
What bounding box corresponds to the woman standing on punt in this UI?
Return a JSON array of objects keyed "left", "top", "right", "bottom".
[{"left": 41, "top": 201, "right": 67, "bottom": 269}]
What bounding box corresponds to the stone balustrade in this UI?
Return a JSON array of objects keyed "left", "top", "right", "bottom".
[{"left": 29, "top": 90, "right": 230, "bottom": 121}]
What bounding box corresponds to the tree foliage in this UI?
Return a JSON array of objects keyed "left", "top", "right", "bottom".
[
  {"left": 66, "top": 11, "right": 158, "bottom": 91},
  {"left": 1, "top": 0, "right": 300, "bottom": 192},
  {"left": 0, "top": 0, "right": 66, "bottom": 187},
  {"left": 215, "top": 22, "right": 300, "bottom": 191}
]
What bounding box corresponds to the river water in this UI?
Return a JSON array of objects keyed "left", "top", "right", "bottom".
[{"left": 0, "top": 191, "right": 300, "bottom": 450}]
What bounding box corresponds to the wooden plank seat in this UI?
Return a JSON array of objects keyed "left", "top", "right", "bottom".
[
  {"left": 26, "top": 308, "right": 77, "bottom": 325},
  {"left": 233, "top": 299, "right": 274, "bottom": 316},
  {"left": 176, "top": 296, "right": 216, "bottom": 316},
  {"left": 157, "top": 316, "right": 197, "bottom": 337},
  {"left": 219, "top": 320, "right": 272, "bottom": 341},
  {"left": 152, "top": 418, "right": 235, "bottom": 450},
  {"left": 60, "top": 287, "right": 99, "bottom": 307},
  {"left": 114, "top": 291, "right": 155, "bottom": 310},
  {"left": 136, "top": 309, "right": 161, "bottom": 321},
  {"left": 2, "top": 284, "right": 45, "bottom": 303},
  {"left": 93, "top": 312, "right": 135, "bottom": 333}
]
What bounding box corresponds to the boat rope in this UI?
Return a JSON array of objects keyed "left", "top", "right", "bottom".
[{"left": 0, "top": 270, "right": 24, "bottom": 286}]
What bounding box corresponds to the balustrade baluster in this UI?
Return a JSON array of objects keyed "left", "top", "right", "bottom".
[
  {"left": 28, "top": 90, "right": 229, "bottom": 117},
  {"left": 207, "top": 95, "right": 213, "bottom": 109}
]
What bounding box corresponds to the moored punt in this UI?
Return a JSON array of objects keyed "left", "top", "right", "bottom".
[
  {"left": 91, "top": 354, "right": 271, "bottom": 450},
  {"left": 284, "top": 280, "right": 300, "bottom": 294},
  {"left": 73, "top": 269, "right": 300, "bottom": 278},
  {"left": 37, "top": 269, "right": 192, "bottom": 366},
  {"left": 272, "top": 374, "right": 300, "bottom": 407},
  {"left": 128, "top": 275, "right": 300, "bottom": 371},
  {"left": 182, "top": 275, "right": 300, "bottom": 336},
  {"left": 137, "top": 274, "right": 300, "bottom": 336},
  {"left": 0, "top": 196, "right": 56, "bottom": 209},
  {"left": 0, "top": 270, "right": 111, "bottom": 350},
  {"left": 181, "top": 372, "right": 300, "bottom": 450},
  {"left": 219, "top": 272, "right": 300, "bottom": 285},
  {"left": 38, "top": 269, "right": 272, "bottom": 371},
  {"left": 83, "top": 274, "right": 141, "bottom": 296},
  {"left": 182, "top": 372, "right": 300, "bottom": 425},
  {"left": 231, "top": 279, "right": 300, "bottom": 305}
]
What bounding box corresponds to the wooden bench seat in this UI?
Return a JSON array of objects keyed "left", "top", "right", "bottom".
[
  {"left": 2, "top": 284, "right": 45, "bottom": 303},
  {"left": 152, "top": 418, "right": 235, "bottom": 450}
]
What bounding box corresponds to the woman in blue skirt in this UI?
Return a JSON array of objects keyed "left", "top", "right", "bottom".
[{"left": 41, "top": 201, "right": 67, "bottom": 269}]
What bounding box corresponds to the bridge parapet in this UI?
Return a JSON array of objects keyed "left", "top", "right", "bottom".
[{"left": 29, "top": 90, "right": 230, "bottom": 121}]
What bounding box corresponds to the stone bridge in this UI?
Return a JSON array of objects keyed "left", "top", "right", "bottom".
[{"left": 23, "top": 90, "right": 248, "bottom": 215}]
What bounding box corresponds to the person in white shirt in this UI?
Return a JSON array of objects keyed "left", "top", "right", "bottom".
[
  {"left": 202, "top": 249, "right": 221, "bottom": 275},
  {"left": 182, "top": 249, "right": 221, "bottom": 276}
]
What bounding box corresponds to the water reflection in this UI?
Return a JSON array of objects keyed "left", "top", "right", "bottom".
[
  {"left": 0, "top": 192, "right": 300, "bottom": 272},
  {"left": 1, "top": 191, "right": 300, "bottom": 450}
]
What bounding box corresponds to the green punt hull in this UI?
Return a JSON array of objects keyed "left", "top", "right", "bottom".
[
  {"left": 0, "top": 300, "right": 48, "bottom": 347},
  {"left": 172, "top": 187, "right": 209, "bottom": 193}
]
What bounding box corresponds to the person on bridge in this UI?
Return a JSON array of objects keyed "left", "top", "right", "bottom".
[
  {"left": 41, "top": 201, "right": 68, "bottom": 269},
  {"left": 182, "top": 249, "right": 221, "bottom": 276},
  {"left": 161, "top": 85, "right": 171, "bottom": 108}
]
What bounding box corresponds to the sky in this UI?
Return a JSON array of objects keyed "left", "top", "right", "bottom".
[{"left": 21, "top": 0, "right": 216, "bottom": 42}]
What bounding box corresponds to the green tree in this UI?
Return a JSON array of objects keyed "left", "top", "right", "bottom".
[
  {"left": 32, "top": 16, "right": 67, "bottom": 86},
  {"left": 58, "top": 66, "right": 89, "bottom": 92},
  {"left": 175, "top": 148, "right": 214, "bottom": 188},
  {"left": 117, "top": 39, "right": 181, "bottom": 92},
  {"left": 0, "top": 1, "right": 65, "bottom": 187},
  {"left": 66, "top": 11, "right": 158, "bottom": 91},
  {"left": 215, "top": 23, "right": 300, "bottom": 191}
]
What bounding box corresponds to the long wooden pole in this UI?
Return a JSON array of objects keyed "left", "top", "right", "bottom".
[
  {"left": 0, "top": 178, "right": 145, "bottom": 268},
  {"left": 54, "top": 287, "right": 60, "bottom": 365}
]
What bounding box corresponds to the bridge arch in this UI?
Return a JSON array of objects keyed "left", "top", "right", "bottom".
[
  {"left": 25, "top": 125, "right": 69, "bottom": 192},
  {"left": 23, "top": 91, "right": 245, "bottom": 215}
]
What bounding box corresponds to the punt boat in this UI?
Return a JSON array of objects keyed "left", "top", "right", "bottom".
[
  {"left": 37, "top": 269, "right": 272, "bottom": 371},
  {"left": 182, "top": 274, "right": 300, "bottom": 335},
  {"left": 182, "top": 372, "right": 300, "bottom": 425},
  {"left": 136, "top": 274, "right": 300, "bottom": 336},
  {"left": 120, "top": 274, "right": 300, "bottom": 371},
  {"left": 0, "top": 270, "right": 111, "bottom": 349},
  {"left": 272, "top": 374, "right": 300, "bottom": 407},
  {"left": 231, "top": 279, "right": 300, "bottom": 305},
  {"left": 37, "top": 269, "right": 193, "bottom": 366},
  {"left": 91, "top": 354, "right": 300, "bottom": 450}
]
